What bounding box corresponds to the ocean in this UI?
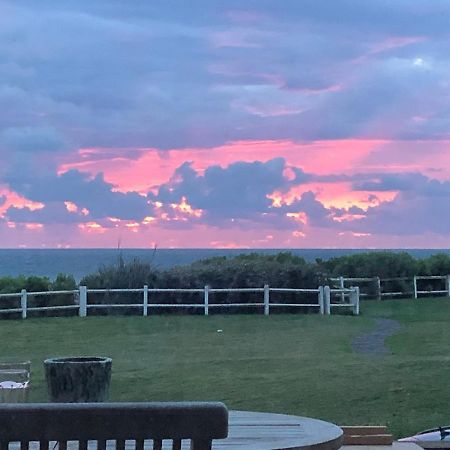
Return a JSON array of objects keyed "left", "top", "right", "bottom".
[{"left": 0, "top": 248, "right": 449, "bottom": 282}]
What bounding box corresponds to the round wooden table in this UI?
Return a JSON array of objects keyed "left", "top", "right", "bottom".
[{"left": 213, "top": 410, "right": 343, "bottom": 450}]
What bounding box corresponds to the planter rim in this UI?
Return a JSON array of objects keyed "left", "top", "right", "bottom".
[{"left": 44, "top": 357, "right": 112, "bottom": 364}]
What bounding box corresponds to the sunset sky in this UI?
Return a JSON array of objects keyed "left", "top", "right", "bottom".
[{"left": 1, "top": 1, "right": 450, "bottom": 248}]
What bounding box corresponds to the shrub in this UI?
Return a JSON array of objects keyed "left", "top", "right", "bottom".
[
  {"left": 79, "top": 256, "right": 158, "bottom": 315},
  {"left": 154, "top": 252, "right": 320, "bottom": 313},
  {"left": 322, "top": 251, "right": 418, "bottom": 278},
  {"left": 0, "top": 275, "right": 50, "bottom": 293},
  {"left": 51, "top": 273, "right": 77, "bottom": 291}
]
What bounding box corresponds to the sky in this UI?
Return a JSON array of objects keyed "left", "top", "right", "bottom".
[{"left": 1, "top": 0, "right": 450, "bottom": 249}]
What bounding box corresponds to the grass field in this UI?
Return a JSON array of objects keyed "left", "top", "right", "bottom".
[{"left": 1, "top": 298, "right": 450, "bottom": 437}]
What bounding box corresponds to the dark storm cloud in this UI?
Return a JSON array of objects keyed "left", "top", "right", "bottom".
[
  {"left": 6, "top": 202, "right": 84, "bottom": 225},
  {"left": 150, "top": 158, "right": 299, "bottom": 221},
  {"left": 346, "top": 173, "right": 450, "bottom": 235},
  {"left": 352, "top": 191, "right": 450, "bottom": 236},
  {"left": 6, "top": 169, "right": 151, "bottom": 221},
  {"left": 352, "top": 172, "right": 450, "bottom": 197},
  {"left": 286, "top": 192, "right": 333, "bottom": 228},
  {"left": 149, "top": 158, "right": 450, "bottom": 236}
]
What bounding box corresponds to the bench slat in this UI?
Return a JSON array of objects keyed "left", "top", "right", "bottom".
[
  {"left": 0, "top": 403, "right": 228, "bottom": 443},
  {"left": 191, "top": 440, "right": 212, "bottom": 450}
]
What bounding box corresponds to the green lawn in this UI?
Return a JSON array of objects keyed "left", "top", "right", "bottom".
[{"left": 1, "top": 299, "right": 450, "bottom": 437}]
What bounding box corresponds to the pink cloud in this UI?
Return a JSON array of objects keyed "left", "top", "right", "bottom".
[
  {"left": 352, "top": 36, "right": 427, "bottom": 64},
  {"left": 58, "top": 139, "right": 390, "bottom": 194},
  {"left": 269, "top": 181, "right": 396, "bottom": 211},
  {"left": 6, "top": 137, "right": 450, "bottom": 248},
  {"left": 0, "top": 187, "right": 44, "bottom": 215},
  {"left": 370, "top": 36, "right": 427, "bottom": 55}
]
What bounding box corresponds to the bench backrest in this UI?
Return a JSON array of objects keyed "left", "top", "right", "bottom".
[{"left": 0, "top": 402, "right": 228, "bottom": 450}]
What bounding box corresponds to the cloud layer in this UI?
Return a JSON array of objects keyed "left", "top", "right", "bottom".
[{"left": 1, "top": 1, "right": 450, "bottom": 247}]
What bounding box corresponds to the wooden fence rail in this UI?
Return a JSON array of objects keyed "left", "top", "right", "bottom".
[
  {"left": 330, "top": 275, "right": 450, "bottom": 300},
  {"left": 0, "top": 285, "right": 360, "bottom": 318}
]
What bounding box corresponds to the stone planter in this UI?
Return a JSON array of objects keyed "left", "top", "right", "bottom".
[{"left": 44, "top": 357, "right": 112, "bottom": 403}]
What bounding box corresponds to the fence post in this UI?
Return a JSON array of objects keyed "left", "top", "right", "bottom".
[
  {"left": 413, "top": 276, "right": 418, "bottom": 299},
  {"left": 339, "top": 276, "right": 345, "bottom": 303},
  {"left": 318, "top": 286, "right": 324, "bottom": 315},
  {"left": 204, "top": 285, "right": 209, "bottom": 316},
  {"left": 350, "top": 286, "right": 360, "bottom": 315},
  {"left": 324, "top": 285, "right": 331, "bottom": 315},
  {"left": 263, "top": 284, "right": 270, "bottom": 316},
  {"left": 376, "top": 276, "right": 381, "bottom": 301},
  {"left": 356, "top": 286, "right": 360, "bottom": 315},
  {"left": 20, "top": 289, "right": 27, "bottom": 319},
  {"left": 79, "top": 286, "right": 87, "bottom": 317},
  {"left": 446, "top": 276, "right": 450, "bottom": 298},
  {"left": 143, "top": 285, "right": 148, "bottom": 316}
]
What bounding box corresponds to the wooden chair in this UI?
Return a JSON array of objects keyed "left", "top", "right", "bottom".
[{"left": 0, "top": 402, "right": 228, "bottom": 450}]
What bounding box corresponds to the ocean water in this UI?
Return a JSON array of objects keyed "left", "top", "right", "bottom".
[{"left": 0, "top": 248, "right": 449, "bottom": 282}]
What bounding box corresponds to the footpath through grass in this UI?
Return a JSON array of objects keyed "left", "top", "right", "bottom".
[{"left": 1, "top": 299, "right": 450, "bottom": 437}]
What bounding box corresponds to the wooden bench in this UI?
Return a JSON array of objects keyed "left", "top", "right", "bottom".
[{"left": 0, "top": 402, "right": 228, "bottom": 450}]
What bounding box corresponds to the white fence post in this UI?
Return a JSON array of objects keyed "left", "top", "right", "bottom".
[
  {"left": 339, "top": 276, "right": 345, "bottom": 303},
  {"left": 79, "top": 286, "right": 87, "bottom": 317},
  {"left": 356, "top": 286, "right": 360, "bottom": 315},
  {"left": 20, "top": 289, "right": 27, "bottom": 319},
  {"left": 204, "top": 285, "right": 209, "bottom": 316},
  {"left": 318, "top": 286, "right": 324, "bottom": 315},
  {"left": 350, "top": 286, "right": 360, "bottom": 315},
  {"left": 446, "top": 276, "right": 450, "bottom": 298},
  {"left": 413, "top": 276, "right": 418, "bottom": 299},
  {"left": 264, "top": 284, "right": 270, "bottom": 316},
  {"left": 376, "top": 276, "right": 381, "bottom": 301},
  {"left": 143, "top": 285, "right": 148, "bottom": 316},
  {"left": 324, "top": 285, "right": 331, "bottom": 315}
]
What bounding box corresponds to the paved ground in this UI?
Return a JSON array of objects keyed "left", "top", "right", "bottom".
[{"left": 352, "top": 318, "right": 403, "bottom": 355}]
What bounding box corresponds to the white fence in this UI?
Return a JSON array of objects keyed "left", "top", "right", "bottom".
[
  {"left": 330, "top": 275, "right": 450, "bottom": 300},
  {"left": 0, "top": 285, "right": 360, "bottom": 318}
]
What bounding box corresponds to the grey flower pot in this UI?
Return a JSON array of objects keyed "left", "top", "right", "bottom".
[{"left": 44, "top": 357, "right": 112, "bottom": 403}]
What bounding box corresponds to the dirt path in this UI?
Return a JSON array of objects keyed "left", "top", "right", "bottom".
[{"left": 352, "top": 318, "right": 403, "bottom": 355}]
